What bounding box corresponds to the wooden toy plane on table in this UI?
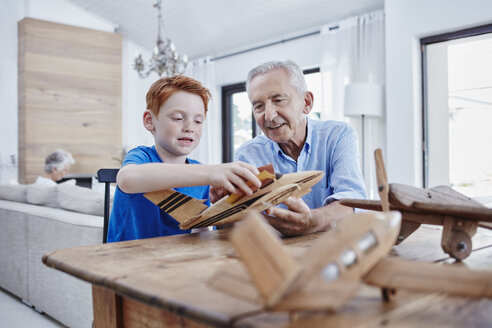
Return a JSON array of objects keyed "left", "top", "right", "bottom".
[
  {"left": 340, "top": 149, "right": 492, "bottom": 260},
  {"left": 143, "top": 164, "right": 324, "bottom": 230},
  {"left": 208, "top": 211, "right": 492, "bottom": 313}
]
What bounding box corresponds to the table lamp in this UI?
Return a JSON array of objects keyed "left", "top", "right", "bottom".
[{"left": 344, "top": 82, "right": 384, "bottom": 175}]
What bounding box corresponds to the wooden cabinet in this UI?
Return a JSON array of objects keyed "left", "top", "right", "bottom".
[{"left": 18, "top": 18, "right": 122, "bottom": 183}]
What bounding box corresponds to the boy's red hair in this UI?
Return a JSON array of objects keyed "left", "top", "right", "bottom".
[{"left": 146, "top": 75, "right": 211, "bottom": 116}]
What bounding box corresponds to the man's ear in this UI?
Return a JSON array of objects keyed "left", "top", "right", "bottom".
[
  {"left": 143, "top": 110, "right": 155, "bottom": 133},
  {"left": 302, "top": 91, "right": 314, "bottom": 114}
]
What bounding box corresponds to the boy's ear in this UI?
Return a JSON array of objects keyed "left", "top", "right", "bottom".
[{"left": 143, "top": 110, "right": 155, "bottom": 133}]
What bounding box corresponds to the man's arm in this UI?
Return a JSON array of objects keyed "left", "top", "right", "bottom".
[{"left": 264, "top": 197, "right": 353, "bottom": 236}]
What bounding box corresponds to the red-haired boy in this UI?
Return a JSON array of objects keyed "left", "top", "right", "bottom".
[{"left": 108, "top": 75, "right": 260, "bottom": 242}]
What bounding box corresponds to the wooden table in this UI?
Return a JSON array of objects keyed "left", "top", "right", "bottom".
[{"left": 42, "top": 225, "right": 492, "bottom": 327}]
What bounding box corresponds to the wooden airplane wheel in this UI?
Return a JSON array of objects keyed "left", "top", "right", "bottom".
[{"left": 447, "top": 230, "right": 472, "bottom": 261}]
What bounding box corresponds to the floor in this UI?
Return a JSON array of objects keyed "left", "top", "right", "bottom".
[{"left": 0, "top": 287, "right": 65, "bottom": 327}]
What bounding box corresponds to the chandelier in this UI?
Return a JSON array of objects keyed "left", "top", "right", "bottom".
[{"left": 133, "top": 0, "right": 188, "bottom": 78}]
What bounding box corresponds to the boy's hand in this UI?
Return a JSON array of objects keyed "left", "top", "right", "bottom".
[{"left": 208, "top": 162, "right": 261, "bottom": 199}]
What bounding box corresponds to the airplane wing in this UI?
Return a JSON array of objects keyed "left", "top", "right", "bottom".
[
  {"left": 339, "top": 198, "right": 492, "bottom": 223},
  {"left": 364, "top": 256, "right": 492, "bottom": 299},
  {"left": 409, "top": 202, "right": 492, "bottom": 222},
  {"left": 209, "top": 212, "right": 361, "bottom": 311},
  {"left": 211, "top": 211, "right": 401, "bottom": 312},
  {"left": 143, "top": 164, "right": 277, "bottom": 229},
  {"left": 229, "top": 211, "right": 302, "bottom": 306},
  {"left": 390, "top": 183, "right": 485, "bottom": 208},
  {"left": 143, "top": 189, "right": 208, "bottom": 224},
  {"left": 180, "top": 170, "right": 324, "bottom": 229}
]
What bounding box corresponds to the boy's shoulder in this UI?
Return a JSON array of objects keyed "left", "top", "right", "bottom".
[{"left": 124, "top": 145, "right": 160, "bottom": 165}]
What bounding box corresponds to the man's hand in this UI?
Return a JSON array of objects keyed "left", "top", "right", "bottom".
[
  {"left": 264, "top": 197, "right": 314, "bottom": 236},
  {"left": 264, "top": 198, "right": 354, "bottom": 237}
]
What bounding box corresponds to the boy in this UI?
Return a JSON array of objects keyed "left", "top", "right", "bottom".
[{"left": 107, "top": 75, "right": 261, "bottom": 242}]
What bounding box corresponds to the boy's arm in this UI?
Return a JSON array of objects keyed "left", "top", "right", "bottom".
[{"left": 117, "top": 162, "right": 261, "bottom": 196}]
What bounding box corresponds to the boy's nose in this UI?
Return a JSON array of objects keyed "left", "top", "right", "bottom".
[{"left": 182, "top": 120, "right": 194, "bottom": 132}]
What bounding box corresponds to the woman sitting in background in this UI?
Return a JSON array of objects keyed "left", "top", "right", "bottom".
[{"left": 35, "top": 149, "right": 75, "bottom": 186}]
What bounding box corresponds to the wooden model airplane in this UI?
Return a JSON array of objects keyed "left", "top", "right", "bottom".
[
  {"left": 340, "top": 149, "right": 492, "bottom": 260},
  {"left": 209, "top": 211, "right": 492, "bottom": 313},
  {"left": 144, "top": 164, "right": 324, "bottom": 229}
]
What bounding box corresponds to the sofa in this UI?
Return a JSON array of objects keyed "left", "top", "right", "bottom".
[{"left": 0, "top": 182, "right": 107, "bottom": 328}]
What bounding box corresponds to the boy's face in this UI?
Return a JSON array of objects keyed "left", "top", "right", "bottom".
[{"left": 144, "top": 91, "right": 205, "bottom": 163}]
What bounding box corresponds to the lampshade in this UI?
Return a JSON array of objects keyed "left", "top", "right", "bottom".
[{"left": 344, "top": 83, "right": 384, "bottom": 117}]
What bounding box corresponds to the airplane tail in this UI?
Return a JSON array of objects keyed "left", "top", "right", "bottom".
[{"left": 144, "top": 189, "right": 208, "bottom": 224}]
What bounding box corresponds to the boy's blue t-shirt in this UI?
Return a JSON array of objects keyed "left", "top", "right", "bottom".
[{"left": 107, "top": 145, "right": 210, "bottom": 242}]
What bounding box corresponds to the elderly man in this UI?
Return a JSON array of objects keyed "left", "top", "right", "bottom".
[{"left": 235, "top": 60, "right": 367, "bottom": 236}]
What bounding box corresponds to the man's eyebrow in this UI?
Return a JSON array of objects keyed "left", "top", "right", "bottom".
[{"left": 251, "top": 100, "right": 262, "bottom": 106}]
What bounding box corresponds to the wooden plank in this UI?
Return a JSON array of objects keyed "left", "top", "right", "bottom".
[{"left": 18, "top": 17, "right": 122, "bottom": 183}]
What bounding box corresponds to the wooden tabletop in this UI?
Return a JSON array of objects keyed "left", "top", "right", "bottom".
[{"left": 43, "top": 225, "right": 492, "bottom": 327}]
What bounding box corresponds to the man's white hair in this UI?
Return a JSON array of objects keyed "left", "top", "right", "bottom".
[
  {"left": 246, "top": 60, "right": 308, "bottom": 96},
  {"left": 44, "top": 149, "right": 75, "bottom": 173}
]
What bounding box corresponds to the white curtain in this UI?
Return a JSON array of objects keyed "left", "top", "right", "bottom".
[
  {"left": 320, "top": 10, "right": 385, "bottom": 198},
  {"left": 186, "top": 57, "right": 222, "bottom": 164}
]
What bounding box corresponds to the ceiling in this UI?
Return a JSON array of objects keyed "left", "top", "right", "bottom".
[{"left": 66, "top": 0, "right": 383, "bottom": 60}]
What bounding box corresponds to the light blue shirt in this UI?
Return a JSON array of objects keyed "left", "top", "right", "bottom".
[{"left": 235, "top": 118, "right": 367, "bottom": 208}]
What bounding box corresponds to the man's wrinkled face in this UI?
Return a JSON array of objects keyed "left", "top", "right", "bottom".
[{"left": 249, "top": 69, "right": 310, "bottom": 145}]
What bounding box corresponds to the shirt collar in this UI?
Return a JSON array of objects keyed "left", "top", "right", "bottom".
[{"left": 304, "top": 117, "right": 313, "bottom": 155}]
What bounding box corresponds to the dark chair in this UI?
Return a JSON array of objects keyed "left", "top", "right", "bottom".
[{"left": 97, "top": 169, "right": 119, "bottom": 243}]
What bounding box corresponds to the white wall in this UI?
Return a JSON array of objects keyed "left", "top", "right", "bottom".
[
  {"left": 0, "top": 0, "right": 152, "bottom": 183},
  {"left": 214, "top": 31, "right": 323, "bottom": 86},
  {"left": 384, "top": 0, "right": 492, "bottom": 186},
  {"left": 0, "top": 0, "right": 24, "bottom": 183},
  {"left": 121, "top": 40, "right": 155, "bottom": 153}
]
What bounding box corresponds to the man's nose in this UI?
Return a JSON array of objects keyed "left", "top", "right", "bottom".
[{"left": 264, "top": 102, "right": 277, "bottom": 121}]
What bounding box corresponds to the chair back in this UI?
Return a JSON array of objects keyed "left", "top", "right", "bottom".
[{"left": 97, "top": 169, "right": 119, "bottom": 243}]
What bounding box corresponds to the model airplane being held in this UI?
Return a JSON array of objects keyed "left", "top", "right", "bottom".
[
  {"left": 209, "top": 211, "right": 492, "bottom": 313},
  {"left": 340, "top": 149, "right": 492, "bottom": 260},
  {"left": 143, "top": 164, "right": 324, "bottom": 230}
]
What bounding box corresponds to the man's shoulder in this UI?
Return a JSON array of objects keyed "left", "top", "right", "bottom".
[
  {"left": 311, "top": 119, "right": 355, "bottom": 139},
  {"left": 312, "top": 119, "right": 353, "bottom": 131}
]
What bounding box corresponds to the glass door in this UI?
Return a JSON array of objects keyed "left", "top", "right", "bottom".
[{"left": 422, "top": 25, "right": 492, "bottom": 206}]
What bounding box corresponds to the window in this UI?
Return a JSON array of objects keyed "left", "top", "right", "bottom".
[
  {"left": 221, "top": 68, "right": 321, "bottom": 162},
  {"left": 421, "top": 24, "right": 492, "bottom": 205}
]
